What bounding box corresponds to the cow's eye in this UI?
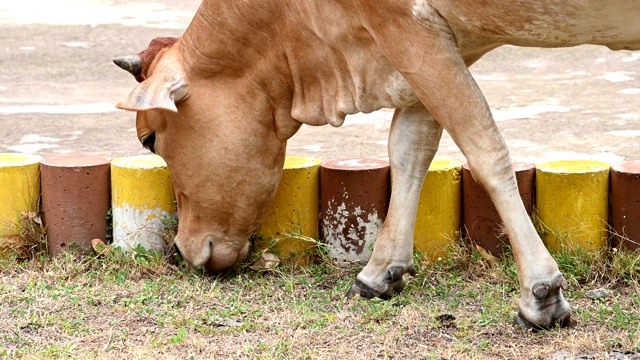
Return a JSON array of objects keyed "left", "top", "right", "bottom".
[{"left": 141, "top": 133, "right": 156, "bottom": 153}]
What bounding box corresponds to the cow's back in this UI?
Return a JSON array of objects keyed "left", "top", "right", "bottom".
[{"left": 427, "top": 0, "right": 640, "bottom": 51}]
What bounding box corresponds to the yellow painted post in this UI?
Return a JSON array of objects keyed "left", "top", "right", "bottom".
[
  {"left": 414, "top": 158, "right": 462, "bottom": 262},
  {"left": 536, "top": 160, "right": 610, "bottom": 252},
  {"left": 256, "top": 156, "right": 320, "bottom": 265},
  {"left": 111, "top": 155, "right": 176, "bottom": 253},
  {"left": 0, "top": 153, "right": 42, "bottom": 258}
]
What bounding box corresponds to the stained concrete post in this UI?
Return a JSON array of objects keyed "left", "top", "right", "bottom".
[
  {"left": 320, "top": 158, "right": 390, "bottom": 266},
  {"left": 111, "top": 155, "right": 176, "bottom": 253},
  {"left": 41, "top": 155, "right": 111, "bottom": 256}
]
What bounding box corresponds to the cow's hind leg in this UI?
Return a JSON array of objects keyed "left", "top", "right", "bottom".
[
  {"left": 347, "top": 102, "right": 442, "bottom": 299},
  {"left": 354, "top": 1, "right": 572, "bottom": 329}
]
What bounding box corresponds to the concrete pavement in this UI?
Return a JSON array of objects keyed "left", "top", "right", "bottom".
[{"left": 1, "top": 0, "right": 639, "bottom": 164}]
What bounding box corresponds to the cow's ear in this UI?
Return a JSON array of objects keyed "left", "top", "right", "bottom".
[{"left": 116, "top": 67, "right": 188, "bottom": 113}]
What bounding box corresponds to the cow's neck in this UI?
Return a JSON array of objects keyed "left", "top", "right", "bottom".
[
  {"left": 279, "top": 1, "right": 420, "bottom": 128},
  {"left": 179, "top": 0, "right": 418, "bottom": 137}
]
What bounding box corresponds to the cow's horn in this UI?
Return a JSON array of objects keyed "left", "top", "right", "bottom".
[{"left": 113, "top": 55, "right": 142, "bottom": 76}]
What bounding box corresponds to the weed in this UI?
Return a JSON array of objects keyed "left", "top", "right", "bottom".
[
  {"left": 609, "top": 247, "right": 640, "bottom": 285},
  {"left": 0, "top": 210, "right": 48, "bottom": 262},
  {"left": 160, "top": 214, "right": 178, "bottom": 248},
  {"left": 170, "top": 328, "right": 187, "bottom": 344},
  {"left": 105, "top": 208, "right": 113, "bottom": 243}
]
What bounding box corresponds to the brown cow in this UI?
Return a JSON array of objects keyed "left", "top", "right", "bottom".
[{"left": 114, "top": 0, "right": 640, "bottom": 330}]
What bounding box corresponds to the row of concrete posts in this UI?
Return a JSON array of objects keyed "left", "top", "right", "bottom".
[{"left": 0, "top": 153, "right": 638, "bottom": 264}]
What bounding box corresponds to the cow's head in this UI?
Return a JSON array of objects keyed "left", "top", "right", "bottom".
[{"left": 114, "top": 38, "right": 291, "bottom": 271}]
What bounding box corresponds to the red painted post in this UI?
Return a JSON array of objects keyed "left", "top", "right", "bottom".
[
  {"left": 611, "top": 161, "right": 640, "bottom": 251},
  {"left": 41, "top": 155, "right": 111, "bottom": 256},
  {"left": 462, "top": 162, "right": 535, "bottom": 257},
  {"left": 320, "top": 158, "right": 390, "bottom": 266}
]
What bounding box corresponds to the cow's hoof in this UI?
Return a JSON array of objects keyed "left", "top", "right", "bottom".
[
  {"left": 514, "top": 274, "right": 575, "bottom": 331},
  {"left": 513, "top": 310, "right": 575, "bottom": 332},
  {"left": 346, "top": 265, "right": 412, "bottom": 300}
]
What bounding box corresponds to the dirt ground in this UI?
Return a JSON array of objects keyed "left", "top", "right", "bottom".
[{"left": 1, "top": 0, "right": 639, "bottom": 164}]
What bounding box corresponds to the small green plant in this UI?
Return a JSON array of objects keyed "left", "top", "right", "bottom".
[
  {"left": 161, "top": 214, "right": 184, "bottom": 267},
  {"left": 105, "top": 208, "right": 113, "bottom": 243},
  {"left": 161, "top": 214, "right": 178, "bottom": 249},
  {"left": 170, "top": 328, "right": 187, "bottom": 344},
  {"left": 131, "top": 245, "right": 164, "bottom": 266}
]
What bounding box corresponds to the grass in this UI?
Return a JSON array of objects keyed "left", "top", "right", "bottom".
[
  {"left": 0, "top": 210, "right": 47, "bottom": 260},
  {"left": 0, "top": 233, "right": 639, "bottom": 359}
]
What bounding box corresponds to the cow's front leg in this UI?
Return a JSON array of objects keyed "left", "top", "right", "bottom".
[
  {"left": 347, "top": 103, "right": 442, "bottom": 299},
  {"left": 354, "top": 1, "right": 572, "bottom": 329}
]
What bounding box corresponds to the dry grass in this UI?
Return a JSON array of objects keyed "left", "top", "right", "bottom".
[
  {"left": 0, "top": 211, "right": 47, "bottom": 260},
  {"left": 0, "top": 237, "right": 638, "bottom": 359}
]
